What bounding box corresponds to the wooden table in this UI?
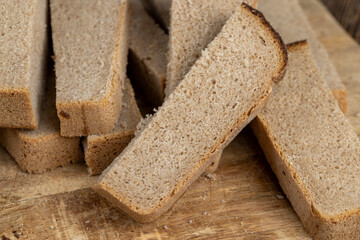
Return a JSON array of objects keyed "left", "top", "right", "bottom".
[{"left": 1, "top": 0, "right": 360, "bottom": 239}]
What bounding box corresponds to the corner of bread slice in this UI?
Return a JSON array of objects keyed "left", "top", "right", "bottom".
[{"left": 241, "top": 3, "right": 288, "bottom": 83}]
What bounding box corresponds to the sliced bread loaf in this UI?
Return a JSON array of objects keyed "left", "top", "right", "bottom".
[
  {"left": 259, "top": 0, "right": 347, "bottom": 113},
  {"left": 1, "top": 71, "right": 83, "bottom": 174},
  {"left": 83, "top": 78, "right": 142, "bottom": 175},
  {"left": 50, "top": 0, "right": 129, "bottom": 136},
  {"left": 165, "top": 0, "right": 258, "bottom": 97},
  {"left": 147, "top": 0, "right": 172, "bottom": 30},
  {"left": 93, "top": 4, "right": 287, "bottom": 222},
  {"left": 128, "top": 0, "right": 168, "bottom": 106},
  {"left": 0, "top": 0, "right": 48, "bottom": 129},
  {"left": 251, "top": 41, "right": 360, "bottom": 239}
]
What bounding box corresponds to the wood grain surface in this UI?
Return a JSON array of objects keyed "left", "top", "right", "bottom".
[
  {"left": 320, "top": 0, "right": 360, "bottom": 43},
  {"left": 1, "top": 0, "right": 360, "bottom": 239}
]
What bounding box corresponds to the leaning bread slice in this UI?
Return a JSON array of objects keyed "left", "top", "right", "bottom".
[
  {"left": 0, "top": 71, "right": 83, "bottom": 174},
  {"left": 147, "top": 0, "right": 172, "bottom": 30},
  {"left": 128, "top": 0, "right": 168, "bottom": 106},
  {"left": 93, "top": 4, "right": 287, "bottom": 222},
  {"left": 0, "top": 0, "right": 48, "bottom": 129},
  {"left": 83, "top": 78, "right": 142, "bottom": 175},
  {"left": 259, "top": 0, "right": 347, "bottom": 113},
  {"left": 50, "top": 0, "right": 129, "bottom": 136},
  {"left": 165, "top": 0, "right": 258, "bottom": 97},
  {"left": 251, "top": 41, "right": 360, "bottom": 239}
]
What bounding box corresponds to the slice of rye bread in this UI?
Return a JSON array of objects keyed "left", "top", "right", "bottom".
[
  {"left": 0, "top": 71, "right": 83, "bottom": 174},
  {"left": 128, "top": 0, "right": 220, "bottom": 174},
  {"left": 83, "top": 78, "right": 142, "bottom": 176},
  {"left": 259, "top": 0, "right": 347, "bottom": 114},
  {"left": 50, "top": 0, "right": 130, "bottom": 136},
  {"left": 128, "top": 0, "right": 168, "bottom": 106},
  {"left": 93, "top": 4, "right": 287, "bottom": 222},
  {"left": 165, "top": 0, "right": 258, "bottom": 97},
  {"left": 0, "top": 0, "right": 48, "bottom": 129},
  {"left": 166, "top": 0, "right": 259, "bottom": 173},
  {"left": 251, "top": 41, "right": 360, "bottom": 239}
]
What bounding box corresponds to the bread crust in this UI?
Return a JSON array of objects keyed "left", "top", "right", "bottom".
[
  {"left": 251, "top": 41, "right": 360, "bottom": 239},
  {"left": 54, "top": 0, "right": 129, "bottom": 137}
]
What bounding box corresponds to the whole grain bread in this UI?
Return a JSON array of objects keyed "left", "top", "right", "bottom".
[
  {"left": 0, "top": 71, "right": 83, "bottom": 174},
  {"left": 165, "top": 0, "right": 258, "bottom": 97},
  {"left": 50, "top": 0, "right": 130, "bottom": 136},
  {"left": 128, "top": 0, "right": 168, "bottom": 106},
  {"left": 93, "top": 4, "right": 287, "bottom": 222},
  {"left": 251, "top": 41, "right": 360, "bottom": 239},
  {"left": 83, "top": 78, "right": 142, "bottom": 175},
  {"left": 258, "top": 0, "right": 347, "bottom": 113},
  {"left": 0, "top": 0, "right": 48, "bottom": 129}
]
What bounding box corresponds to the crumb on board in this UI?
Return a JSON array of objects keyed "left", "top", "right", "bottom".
[
  {"left": 85, "top": 220, "right": 90, "bottom": 224},
  {"left": 276, "top": 194, "right": 284, "bottom": 199},
  {"left": 163, "top": 225, "right": 168, "bottom": 230},
  {"left": 189, "top": 220, "right": 193, "bottom": 224},
  {"left": 221, "top": 199, "right": 226, "bottom": 203},
  {"left": 205, "top": 173, "right": 216, "bottom": 181},
  {"left": 49, "top": 225, "right": 54, "bottom": 230},
  {"left": 202, "top": 195, "right": 207, "bottom": 201},
  {"left": 202, "top": 211, "right": 209, "bottom": 216}
]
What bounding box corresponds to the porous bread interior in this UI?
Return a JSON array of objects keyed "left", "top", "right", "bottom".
[
  {"left": 258, "top": 0, "right": 347, "bottom": 113},
  {"left": 96, "top": 4, "right": 286, "bottom": 216},
  {"left": 129, "top": 0, "right": 168, "bottom": 102},
  {"left": 51, "top": 0, "right": 126, "bottom": 103},
  {"left": 256, "top": 42, "right": 360, "bottom": 219},
  {"left": 165, "top": 0, "right": 257, "bottom": 97},
  {"left": 0, "top": 0, "right": 48, "bottom": 128}
]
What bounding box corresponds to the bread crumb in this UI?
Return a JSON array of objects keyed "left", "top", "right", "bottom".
[
  {"left": 202, "top": 195, "right": 207, "bottom": 201},
  {"left": 221, "top": 199, "right": 226, "bottom": 203},
  {"left": 85, "top": 220, "right": 90, "bottom": 224},
  {"left": 276, "top": 194, "right": 284, "bottom": 199},
  {"left": 205, "top": 173, "right": 216, "bottom": 181},
  {"left": 189, "top": 220, "right": 193, "bottom": 224},
  {"left": 163, "top": 225, "right": 168, "bottom": 230},
  {"left": 49, "top": 225, "right": 54, "bottom": 230},
  {"left": 202, "top": 211, "right": 209, "bottom": 216}
]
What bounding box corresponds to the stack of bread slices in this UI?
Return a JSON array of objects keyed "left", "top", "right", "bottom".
[{"left": 0, "top": 0, "right": 358, "bottom": 238}]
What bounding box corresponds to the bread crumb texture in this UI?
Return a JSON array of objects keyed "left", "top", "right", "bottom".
[
  {"left": 94, "top": 3, "right": 287, "bottom": 222},
  {"left": 252, "top": 42, "right": 360, "bottom": 239}
]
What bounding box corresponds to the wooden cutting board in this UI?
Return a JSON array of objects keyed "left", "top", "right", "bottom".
[{"left": 1, "top": 0, "right": 359, "bottom": 239}]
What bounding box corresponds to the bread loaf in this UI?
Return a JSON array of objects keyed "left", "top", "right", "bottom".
[{"left": 93, "top": 4, "right": 287, "bottom": 222}]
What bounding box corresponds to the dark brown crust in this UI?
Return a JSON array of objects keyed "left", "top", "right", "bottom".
[
  {"left": 241, "top": 3, "right": 288, "bottom": 84},
  {"left": 287, "top": 40, "right": 308, "bottom": 50}
]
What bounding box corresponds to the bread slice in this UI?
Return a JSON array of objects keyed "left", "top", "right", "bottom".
[
  {"left": 83, "top": 78, "right": 142, "bottom": 176},
  {"left": 258, "top": 0, "right": 347, "bottom": 113},
  {"left": 50, "top": 0, "right": 130, "bottom": 136},
  {"left": 0, "top": 0, "right": 48, "bottom": 129},
  {"left": 128, "top": 0, "right": 168, "bottom": 106},
  {"left": 0, "top": 71, "right": 83, "bottom": 174},
  {"left": 251, "top": 41, "right": 360, "bottom": 239},
  {"left": 166, "top": 0, "right": 259, "bottom": 173},
  {"left": 93, "top": 4, "right": 287, "bottom": 222},
  {"left": 165, "top": 0, "right": 258, "bottom": 97}
]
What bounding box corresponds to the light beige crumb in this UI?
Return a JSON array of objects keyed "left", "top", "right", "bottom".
[
  {"left": 163, "top": 225, "right": 168, "bottom": 230},
  {"left": 49, "top": 225, "right": 54, "bottom": 230},
  {"left": 221, "top": 199, "right": 226, "bottom": 203},
  {"left": 189, "top": 220, "right": 193, "bottom": 224},
  {"left": 202, "top": 211, "right": 209, "bottom": 216},
  {"left": 276, "top": 194, "right": 284, "bottom": 199},
  {"left": 85, "top": 220, "right": 90, "bottom": 224},
  {"left": 202, "top": 195, "right": 207, "bottom": 201},
  {"left": 205, "top": 173, "right": 216, "bottom": 181}
]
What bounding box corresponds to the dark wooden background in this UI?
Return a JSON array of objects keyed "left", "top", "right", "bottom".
[{"left": 321, "top": 0, "right": 360, "bottom": 43}]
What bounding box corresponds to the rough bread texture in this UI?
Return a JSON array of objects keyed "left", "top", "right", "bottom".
[
  {"left": 259, "top": 0, "right": 347, "bottom": 113},
  {"left": 128, "top": 0, "right": 168, "bottom": 106},
  {"left": 251, "top": 41, "right": 360, "bottom": 240},
  {"left": 93, "top": 4, "right": 287, "bottom": 223},
  {"left": 147, "top": 0, "right": 172, "bottom": 30},
  {"left": 84, "top": 78, "right": 142, "bottom": 176},
  {"left": 166, "top": 0, "right": 259, "bottom": 173},
  {"left": 0, "top": 0, "right": 48, "bottom": 129},
  {"left": 51, "top": 0, "right": 130, "bottom": 136},
  {"left": 0, "top": 71, "right": 83, "bottom": 174},
  {"left": 165, "top": 0, "right": 258, "bottom": 97}
]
